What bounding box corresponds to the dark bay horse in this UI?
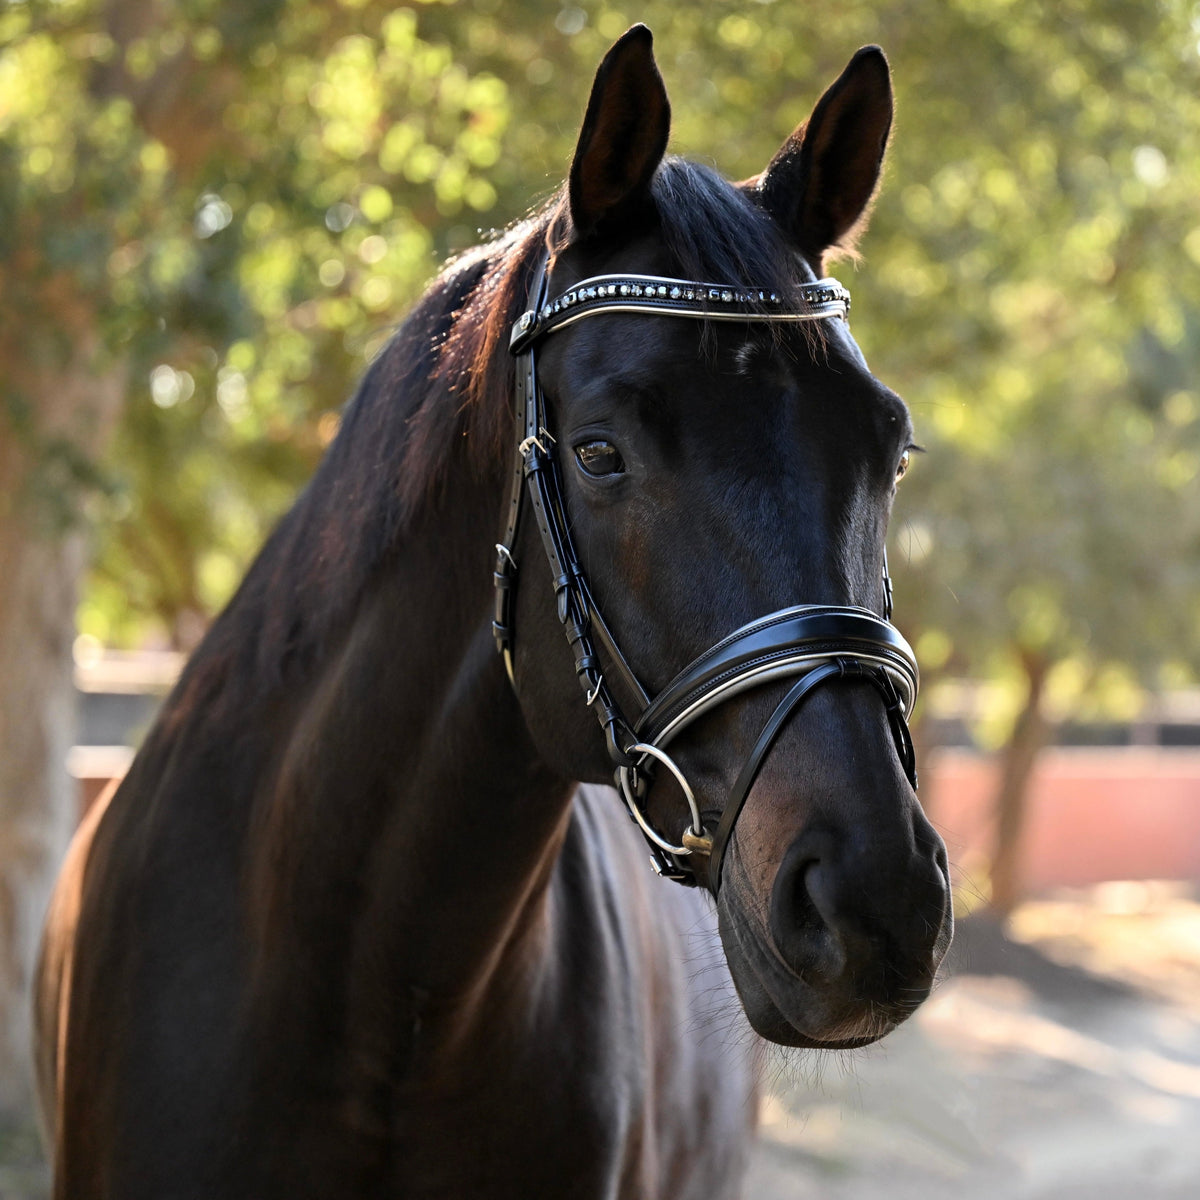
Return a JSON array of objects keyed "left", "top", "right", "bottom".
[{"left": 36, "top": 27, "right": 951, "bottom": 1199}]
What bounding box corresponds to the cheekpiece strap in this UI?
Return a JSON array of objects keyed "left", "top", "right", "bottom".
[
  {"left": 510, "top": 273, "right": 850, "bottom": 353},
  {"left": 497, "top": 252, "right": 643, "bottom": 769}
]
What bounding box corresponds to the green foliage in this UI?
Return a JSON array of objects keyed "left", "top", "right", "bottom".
[
  {"left": 862, "top": 0, "right": 1200, "bottom": 721},
  {"left": 3, "top": 0, "right": 1199, "bottom": 724}
]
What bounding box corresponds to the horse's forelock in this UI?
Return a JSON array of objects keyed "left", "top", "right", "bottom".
[
  {"left": 651, "top": 158, "right": 802, "bottom": 302},
  {"left": 400, "top": 159, "right": 812, "bottom": 517},
  {"left": 395, "top": 216, "right": 553, "bottom": 516}
]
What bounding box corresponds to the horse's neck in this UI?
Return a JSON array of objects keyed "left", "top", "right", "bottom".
[{"left": 248, "top": 465, "right": 573, "bottom": 1009}]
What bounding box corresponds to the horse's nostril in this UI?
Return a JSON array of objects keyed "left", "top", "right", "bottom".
[
  {"left": 778, "top": 856, "right": 820, "bottom": 930},
  {"left": 912, "top": 809, "right": 953, "bottom": 913},
  {"left": 802, "top": 859, "right": 839, "bottom": 928},
  {"left": 768, "top": 841, "right": 848, "bottom": 980},
  {"left": 766, "top": 822, "right": 951, "bottom": 998}
]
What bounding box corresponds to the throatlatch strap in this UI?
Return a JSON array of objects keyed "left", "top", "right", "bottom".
[{"left": 492, "top": 259, "right": 549, "bottom": 681}]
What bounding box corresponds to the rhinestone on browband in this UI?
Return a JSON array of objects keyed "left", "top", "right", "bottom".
[{"left": 510, "top": 272, "right": 850, "bottom": 353}]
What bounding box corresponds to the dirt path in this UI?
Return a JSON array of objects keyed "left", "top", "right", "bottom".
[{"left": 747, "top": 884, "right": 1200, "bottom": 1199}]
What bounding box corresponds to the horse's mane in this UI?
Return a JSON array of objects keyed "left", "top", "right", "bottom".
[{"left": 168, "top": 159, "right": 805, "bottom": 717}]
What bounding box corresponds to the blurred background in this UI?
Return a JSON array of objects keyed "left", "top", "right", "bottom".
[{"left": 2, "top": 0, "right": 1199, "bottom": 1195}]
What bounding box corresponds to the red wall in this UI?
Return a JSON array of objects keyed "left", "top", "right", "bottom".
[
  {"left": 924, "top": 748, "right": 1200, "bottom": 893},
  {"left": 74, "top": 747, "right": 1200, "bottom": 896}
]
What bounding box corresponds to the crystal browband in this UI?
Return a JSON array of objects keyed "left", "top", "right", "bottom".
[{"left": 510, "top": 273, "right": 850, "bottom": 353}]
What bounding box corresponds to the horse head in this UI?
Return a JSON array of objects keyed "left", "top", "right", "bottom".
[{"left": 502, "top": 26, "right": 952, "bottom": 1049}]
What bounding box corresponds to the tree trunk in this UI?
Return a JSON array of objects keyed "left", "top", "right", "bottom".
[
  {"left": 0, "top": 0, "right": 242, "bottom": 1120},
  {"left": 0, "top": 527, "right": 86, "bottom": 1114},
  {"left": 0, "top": 344, "right": 125, "bottom": 1116},
  {"left": 988, "top": 651, "right": 1052, "bottom": 916}
]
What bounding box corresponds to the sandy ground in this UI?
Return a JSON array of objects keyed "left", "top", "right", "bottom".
[
  {"left": 747, "top": 882, "right": 1200, "bottom": 1200},
  {"left": 4, "top": 883, "right": 1198, "bottom": 1199}
]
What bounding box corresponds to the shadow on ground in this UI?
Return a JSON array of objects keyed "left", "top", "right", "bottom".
[
  {"left": 748, "top": 884, "right": 1200, "bottom": 1200},
  {"left": 0, "top": 1116, "right": 48, "bottom": 1200}
]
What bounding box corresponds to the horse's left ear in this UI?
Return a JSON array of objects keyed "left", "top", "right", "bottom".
[
  {"left": 569, "top": 25, "right": 671, "bottom": 240},
  {"left": 756, "top": 46, "right": 893, "bottom": 270}
]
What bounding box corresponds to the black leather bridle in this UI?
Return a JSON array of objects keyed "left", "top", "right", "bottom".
[{"left": 493, "top": 256, "right": 919, "bottom": 891}]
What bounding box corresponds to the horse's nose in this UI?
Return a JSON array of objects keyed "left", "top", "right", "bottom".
[{"left": 767, "top": 809, "right": 951, "bottom": 1009}]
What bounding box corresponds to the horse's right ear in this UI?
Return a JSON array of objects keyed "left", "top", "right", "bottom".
[
  {"left": 756, "top": 46, "right": 893, "bottom": 270},
  {"left": 569, "top": 25, "right": 670, "bottom": 240}
]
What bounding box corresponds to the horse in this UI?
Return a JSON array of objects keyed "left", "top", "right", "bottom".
[{"left": 35, "top": 26, "right": 952, "bottom": 1199}]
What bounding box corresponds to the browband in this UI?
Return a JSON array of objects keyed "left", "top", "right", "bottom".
[{"left": 510, "top": 273, "right": 850, "bottom": 353}]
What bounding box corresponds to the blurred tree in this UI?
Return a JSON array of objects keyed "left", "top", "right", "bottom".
[
  {"left": 0, "top": 0, "right": 514, "bottom": 1114},
  {"left": 863, "top": 0, "right": 1200, "bottom": 909},
  {"left": 2, "top": 0, "right": 1200, "bottom": 1110}
]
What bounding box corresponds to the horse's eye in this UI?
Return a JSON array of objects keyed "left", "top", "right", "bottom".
[
  {"left": 896, "top": 449, "right": 911, "bottom": 482},
  {"left": 575, "top": 440, "right": 625, "bottom": 477}
]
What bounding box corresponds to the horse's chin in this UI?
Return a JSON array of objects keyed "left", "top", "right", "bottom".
[
  {"left": 717, "top": 896, "right": 928, "bottom": 1050},
  {"left": 735, "top": 985, "right": 900, "bottom": 1050}
]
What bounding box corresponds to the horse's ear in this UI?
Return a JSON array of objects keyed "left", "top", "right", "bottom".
[
  {"left": 569, "top": 25, "right": 670, "bottom": 240},
  {"left": 757, "top": 46, "right": 893, "bottom": 270}
]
